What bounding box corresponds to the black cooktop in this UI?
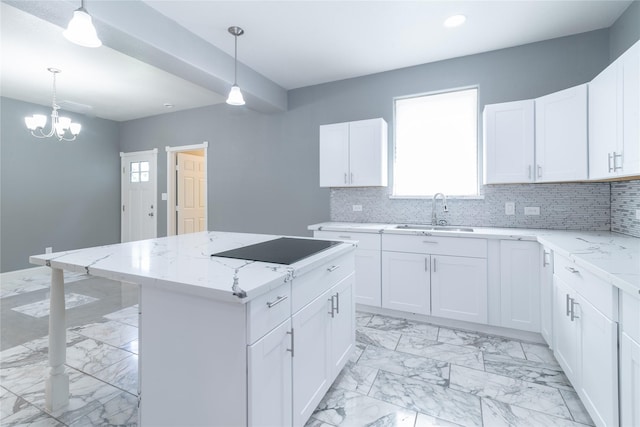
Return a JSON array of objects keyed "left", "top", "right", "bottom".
[{"left": 211, "top": 237, "right": 341, "bottom": 265}]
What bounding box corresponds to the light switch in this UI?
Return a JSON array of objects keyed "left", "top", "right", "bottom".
[
  {"left": 524, "top": 207, "right": 540, "bottom": 215},
  {"left": 505, "top": 202, "right": 515, "bottom": 215},
  {"left": 352, "top": 205, "right": 363, "bottom": 212},
  {"left": 161, "top": 193, "right": 168, "bottom": 201}
]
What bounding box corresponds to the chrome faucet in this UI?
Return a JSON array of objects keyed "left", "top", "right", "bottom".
[{"left": 431, "top": 193, "right": 449, "bottom": 225}]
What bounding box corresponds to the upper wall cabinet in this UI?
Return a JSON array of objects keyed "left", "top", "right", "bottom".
[
  {"left": 535, "top": 84, "right": 588, "bottom": 182},
  {"left": 483, "top": 100, "right": 535, "bottom": 184},
  {"left": 589, "top": 40, "right": 640, "bottom": 180},
  {"left": 319, "top": 118, "right": 388, "bottom": 187}
]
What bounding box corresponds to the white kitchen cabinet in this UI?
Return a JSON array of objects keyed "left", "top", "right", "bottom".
[
  {"left": 483, "top": 99, "right": 535, "bottom": 184},
  {"left": 313, "top": 230, "right": 381, "bottom": 307},
  {"left": 620, "top": 332, "right": 640, "bottom": 427},
  {"left": 540, "top": 247, "right": 554, "bottom": 347},
  {"left": 552, "top": 254, "right": 619, "bottom": 427},
  {"left": 499, "top": 240, "right": 541, "bottom": 333},
  {"left": 589, "top": 40, "right": 640, "bottom": 179},
  {"left": 381, "top": 234, "right": 487, "bottom": 323},
  {"left": 535, "top": 84, "right": 588, "bottom": 182},
  {"left": 319, "top": 118, "right": 388, "bottom": 187},
  {"left": 292, "top": 273, "right": 355, "bottom": 427},
  {"left": 247, "top": 319, "right": 292, "bottom": 427},
  {"left": 381, "top": 251, "right": 430, "bottom": 314},
  {"left": 431, "top": 255, "right": 487, "bottom": 324}
]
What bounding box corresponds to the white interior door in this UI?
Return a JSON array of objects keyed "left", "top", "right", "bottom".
[
  {"left": 177, "top": 152, "right": 206, "bottom": 234},
  {"left": 121, "top": 150, "right": 157, "bottom": 242}
]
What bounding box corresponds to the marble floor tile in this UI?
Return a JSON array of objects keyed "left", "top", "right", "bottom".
[
  {"left": 92, "top": 355, "right": 138, "bottom": 395},
  {"left": 104, "top": 305, "right": 139, "bottom": 328},
  {"left": 483, "top": 353, "right": 572, "bottom": 391},
  {"left": 21, "top": 332, "right": 87, "bottom": 353},
  {"left": 305, "top": 417, "right": 336, "bottom": 427},
  {"left": 0, "top": 282, "right": 47, "bottom": 300},
  {"left": 313, "top": 387, "right": 417, "bottom": 427},
  {"left": 522, "top": 342, "right": 561, "bottom": 366},
  {"left": 369, "top": 371, "right": 482, "bottom": 427},
  {"left": 0, "top": 390, "right": 64, "bottom": 426},
  {"left": 70, "top": 321, "right": 138, "bottom": 348},
  {"left": 560, "top": 389, "right": 595, "bottom": 426},
  {"left": 0, "top": 271, "right": 87, "bottom": 299},
  {"left": 355, "top": 312, "right": 373, "bottom": 327},
  {"left": 356, "top": 326, "right": 401, "bottom": 350},
  {"left": 364, "top": 315, "right": 439, "bottom": 339},
  {"left": 481, "top": 397, "right": 587, "bottom": 427},
  {"left": 414, "top": 412, "right": 465, "bottom": 427},
  {"left": 359, "top": 345, "right": 449, "bottom": 386},
  {"left": 0, "top": 345, "right": 49, "bottom": 394},
  {"left": 70, "top": 391, "right": 138, "bottom": 427},
  {"left": 350, "top": 343, "right": 366, "bottom": 363},
  {"left": 66, "top": 338, "right": 134, "bottom": 376},
  {"left": 437, "top": 327, "right": 526, "bottom": 359},
  {"left": 12, "top": 293, "right": 99, "bottom": 318},
  {"left": 396, "top": 335, "right": 484, "bottom": 370},
  {"left": 20, "top": 369, "right": 124, "bottom": 425},
  {"left": 331, "top": 360, "right": 378, "bottom": 394},
  {"left": 449, "top": 365, "right": 572, "bottom": 420}
]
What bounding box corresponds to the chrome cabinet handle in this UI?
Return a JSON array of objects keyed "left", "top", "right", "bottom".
[
  {"left": 350, "top": 172, "right": 354, "bottom": 184},
  {"left": 564, "top": 266, "right": 579, "bottom": 274},
  {"left": 328, "top": 295, "right": 336, "bottom": 318},
  {"left": 528, "top": 165, "right": 532, "bottom": 179},
  {"left": 537, "top": 165, "right": 542, "bottom": 178},
  {"left": 543, "top": 251, "right": 550, "bottom": 267},
  {"left": 566, "top": 294, "right": 571, "bottom": 317},
  {"left": 422, "top": 240, "right": 438, "bottom": 244},
  {"left": 570, "top": 299, "right": 580, "bottom": 321},
  {"left": 327, "top": 265, "right": 340, "bottom": 272},
  {"left": 433, "top": 258, "right": 437, "bottom": 273},
  {"left": 613, "top": 152, "right": 623, "bottom": 171},
  {"left": 335, "top": 292, "right": 340, "bottom": 314},
  {"left": 344, "top": 173, "right": 348, "bottom": 184},
  {"left": 286, "top": 328, "right": 294, "bottom": 357},
  {"left": 338, "top": 235, "right": 351, "bottom": 239},
  {"left": 608, "top": 153, "right": 614, "bottom": 172},
  {"left": 266, "top": 295, "right": 288, "bottom": 308},
  {"left": 425, "top": 258, "right": 429, "bottom": 272}
]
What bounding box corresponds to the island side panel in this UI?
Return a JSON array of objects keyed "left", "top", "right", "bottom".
[{"left": 139, "top": 285, "right": 247, "bottom": 427}]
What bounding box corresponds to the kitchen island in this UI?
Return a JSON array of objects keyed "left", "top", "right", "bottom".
[{"left": 30, "top": 231, "right": 357, "bottom": 426}]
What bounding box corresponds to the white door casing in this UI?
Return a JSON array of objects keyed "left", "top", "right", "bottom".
[
  {"left": 176, "top": 152, "right": 206, "bottom": 234},
  {"left": 121, "top": 149, "right": 158, "bottom": 243}
]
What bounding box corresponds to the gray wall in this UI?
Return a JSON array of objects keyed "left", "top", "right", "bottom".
[
  {"left": 0, "top": 97, "right": 121, "bottom": 272},
  {"left": 610, "top": 0, "right": 640, "bottom": 61}
]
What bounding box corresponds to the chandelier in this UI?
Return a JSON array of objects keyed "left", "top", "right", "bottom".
[{"left": 25, "top": 68, "right": 81, "bottom": 141}]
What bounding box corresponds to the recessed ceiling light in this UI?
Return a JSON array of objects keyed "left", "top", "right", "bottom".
[
  {"left": 444, "top": 14, "right": 466, "bottom": 28},
  {"left": 164, "top": 103, "right": 174, "bottom": 108}
]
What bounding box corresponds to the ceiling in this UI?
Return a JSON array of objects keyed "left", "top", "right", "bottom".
[{"left": 0, "top": 0, "right": 633, "bottom": 122}]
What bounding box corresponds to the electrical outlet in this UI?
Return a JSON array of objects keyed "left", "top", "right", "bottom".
[
  {"left": 636, "top": 209, "right": 640, "bottom": 220},
  {"left": 524, "top": 206, "right": 540, "bottom": 216},
  {"left": 45, "top": 247, "right": 53, "bottom": 254},
  {"left": 352, "top": 205, "right": 363, "bottom": 212},
  {"left": 505, "top": 202, "right": 515, "bottom": 215}
]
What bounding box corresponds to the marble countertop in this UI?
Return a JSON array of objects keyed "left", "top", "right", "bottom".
[
  {"left": 309, "top": 222, "right": 640, "bottom": 297},
  {"left": 30, "top": 231, "right": 355, "bottom": 303}
]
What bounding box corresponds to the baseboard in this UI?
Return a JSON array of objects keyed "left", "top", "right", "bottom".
[
  {"left": 0, "top": 266, "right": 50, "bottom": 283},
  {"left": 356, "top": 304, "right": 546, "bottom": 345}
]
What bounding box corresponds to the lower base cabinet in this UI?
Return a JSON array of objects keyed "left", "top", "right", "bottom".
[
  {"left": 540, "top": 247, "right": 554, "bottom": 346},
  {"left": 620, "top": 332, "right": 640, "bottom": 427},
  {"left": 381, "top": 251, "right": 430, "bottom": 314}
]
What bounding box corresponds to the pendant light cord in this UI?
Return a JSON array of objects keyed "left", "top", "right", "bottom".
[{"left": 233, "top": 34, "right": 238, "bottom": 85}]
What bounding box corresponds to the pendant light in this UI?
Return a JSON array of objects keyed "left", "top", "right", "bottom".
[
  {"left": 63, "top": 0, "right": 102, "bottom": 48},
  {"left": 226, "top": 26, "right": 245, "bottom": 106}
]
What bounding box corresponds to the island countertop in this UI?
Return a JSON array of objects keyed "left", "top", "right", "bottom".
[{"left": 30, "top": 230, "right": 356, "bottom": 303}]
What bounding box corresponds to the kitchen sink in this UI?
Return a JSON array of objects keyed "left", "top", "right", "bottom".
[{"left": 395, "top": 224, "right": 475, "bottom": 232}]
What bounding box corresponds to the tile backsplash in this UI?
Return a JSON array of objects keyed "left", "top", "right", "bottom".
[
  {"left": 330, "top": 183, "right": 612, "bottom": 231},
  {"left": 611, "top": 179, "right": 640, "bottom": 238}
]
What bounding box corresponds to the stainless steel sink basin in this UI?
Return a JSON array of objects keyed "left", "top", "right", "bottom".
[{"left": 395, "top": 224, "right": 474, "bottom": 232}]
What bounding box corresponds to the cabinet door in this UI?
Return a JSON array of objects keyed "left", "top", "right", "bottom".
[
  {"left": 499, "top": 240, "right": 541, "bottom": 332},
  {"left": 483, "top": 100, "right": 535, "bottom": 184},
  {"left": 621, "top": 40, "right": 640, "bottom": 176},
  {"left": 577, "top": 296, "right": 619, "bottom": 427},
  {"left": 349, "top": 118, "right": 388, "bottom": 187},
  {"left": 553, "top": 276, "right": 579, "bottom": 384},
  {"left": 589, "top": 61, "right": 619, "bottom": 180},
  {"left": 329, "top": 274, "right": 355, "bottom": 374},
  {"left": 247, "top": 319, "right": 292, "bottom": 427},
  {"left": 354, "top": 248, "right": 381, "bottom": 306},
  {"left": 535, "top": 85, "right": 588, "bottom": 182},
  {"left": 431, "top": 255, "right": 487, "bottom": 324},
  {"left": 319, "top": 122, "right": 350, "bottom": 187},
  {"left": 292, "top": 288, "right": 332, "bottom": 427},
  {"left": 620, "top": 332, "right": 640, "bottom": 427},
  {"left": 540, "top": 247, "right": 554, "bottom": 347},
  {"left": 381, "top": 251, "right": 430, "bottom": 314}
]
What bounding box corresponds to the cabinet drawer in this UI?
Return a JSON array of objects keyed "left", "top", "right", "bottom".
[
  {"left": 621, "top": 290, "right": 640, "bottom": 343},
  {"left": 292, "top": 253, "right": 354, "bottom": 313},
  {"left": 382, "top": 234, "right": 487, "bottom": 258},
  {"left": 247, "top": 281, "right": 291, "bottom": 344},
  {"left": 554, "top": 254, "right": 618, "bottom": 319},
  {"left": 314, "top": 230, "right": 380, "bottom": 250}
]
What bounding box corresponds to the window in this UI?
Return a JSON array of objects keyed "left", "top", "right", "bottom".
[
  {"left": 393, "top": 87, "right": 478, "bottom": 197},
  {"left": 130, "top": 161, "right": 150, "bottom": 183}
]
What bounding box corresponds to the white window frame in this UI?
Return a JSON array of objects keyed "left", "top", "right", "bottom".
[{"left": 391, "top": 86, "right": 482, "bottom": 199}]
